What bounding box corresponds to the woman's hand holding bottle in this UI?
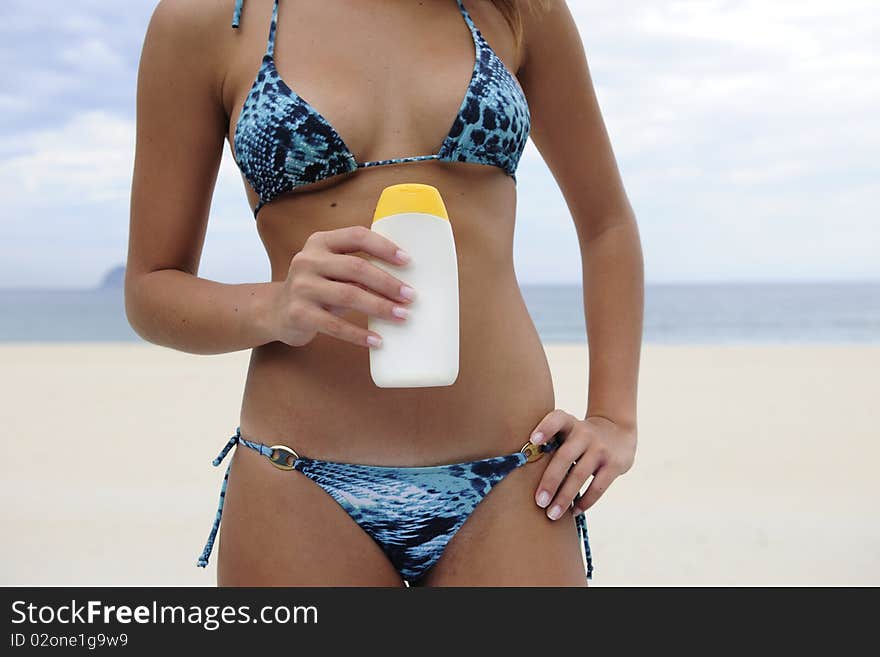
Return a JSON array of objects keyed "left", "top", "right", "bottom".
[{"left": 264, "top": 226, "right": 416, "bottom": 348}]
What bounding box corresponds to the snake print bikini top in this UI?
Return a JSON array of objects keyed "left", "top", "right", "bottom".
[{"left": 231, "top": 0, "right": 531, "bottom": 218}]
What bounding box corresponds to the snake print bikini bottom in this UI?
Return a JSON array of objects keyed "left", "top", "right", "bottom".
[{"left": 196, "top": 427, "right": 593, "bottom": 584}]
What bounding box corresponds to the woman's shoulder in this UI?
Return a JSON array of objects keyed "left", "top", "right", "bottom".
[
  {"left": 138, "top": 0, "right": 242, "bottom": 124},
  {"left": 141, "top": 0, "right": 239, "bottom": 98},
  {"left": 145, "top": 0, "right": 234, "bottom": 56},
  {"left": 518, "top": 0, "right": 583, "bottom": 76}
]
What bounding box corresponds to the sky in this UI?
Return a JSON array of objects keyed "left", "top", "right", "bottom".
[{"left": 0, "top": 0, "right": 877, "bottom": 288}]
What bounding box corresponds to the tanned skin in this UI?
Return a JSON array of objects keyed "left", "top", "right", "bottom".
[{"left": 127, "top": 0, "right": 642, "bottom": 586}]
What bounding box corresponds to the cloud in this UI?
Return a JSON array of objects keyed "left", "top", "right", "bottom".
[
  {"left": 512, "top": 0, "right": 880, "bottom": 282},
  {"left": 0, "top": 0, "right": 153, "bottom": 129},
  {"left": 60, "top": 38, "right": 127, "bottom": 75},
  {"left": 1, "top": 111, "right": 134, "bottom": 207}
]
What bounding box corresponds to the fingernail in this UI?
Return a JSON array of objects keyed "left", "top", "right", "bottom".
[
  {"left": 547, "top": 505, "right": 562, "bottom": 520},
  {"left": 366, "top": 335, "right": 382, "bottom": 347},
  {"left": 536, "top": 491, "right": 550, "bottom": 508},
  {"left": 395, "top": 249, "right": 411, "bottom": 263},
  {"left": 392, "top": 306, "right": 409, "bottom": 319},
  {"left": 530, "top": 431, "right": 544, "bottom": 445},
  {"left": 399, "top": 285, "right": 416, "bottom": 301}
]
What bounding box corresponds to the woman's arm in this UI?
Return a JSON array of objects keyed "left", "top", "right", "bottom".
[
  {"left": 519, "top": 0, "right": 643, "bottom": 515},
  {"left": 126, "top": 0, "right": 413, "bottom": 355},
  {"left": 126, "top": 0, "right": 272, "bottom": 354}
]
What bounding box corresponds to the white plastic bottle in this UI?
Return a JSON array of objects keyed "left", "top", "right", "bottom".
[{"left": 368, "top": 183, "right": 460, "bottom": 388}]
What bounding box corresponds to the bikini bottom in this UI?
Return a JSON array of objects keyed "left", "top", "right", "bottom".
[{"left": 196, "top": 427, "right": 593, "bottom": 584}]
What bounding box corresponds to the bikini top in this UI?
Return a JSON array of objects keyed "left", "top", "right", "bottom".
[{"left": 231, "top": 0, "right": 531, "bottom": 218}]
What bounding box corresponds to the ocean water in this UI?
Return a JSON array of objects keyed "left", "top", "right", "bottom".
[
  {"left": 0, "top": 282, "right": 877, "bottom": 344},
  {"left": 522, "top": 281, "right": 880, "bottom": 344}
]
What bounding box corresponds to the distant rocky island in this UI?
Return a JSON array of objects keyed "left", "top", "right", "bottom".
[{"left": 99, "top": 265, "right": 125, "bottom": 289}]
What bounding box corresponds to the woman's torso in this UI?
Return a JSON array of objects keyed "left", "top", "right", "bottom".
[{"left": 221, "top": 0, "right": 554, "bottom": 465}]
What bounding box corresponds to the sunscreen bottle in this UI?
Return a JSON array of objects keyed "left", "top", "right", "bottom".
[{"left": 368, "top": 183, "right": 459, "bottom": 388}]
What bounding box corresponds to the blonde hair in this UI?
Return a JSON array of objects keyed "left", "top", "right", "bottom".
[{"left": 488, "top": 0, "right": 552, "bottom": 53}]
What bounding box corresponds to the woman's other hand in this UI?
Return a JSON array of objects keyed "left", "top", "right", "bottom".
[{"left": 529, "top": 410, "right": 637, "bottom": 519}]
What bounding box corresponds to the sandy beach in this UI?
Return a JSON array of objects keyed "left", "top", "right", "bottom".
[{"left": 2, "top": 342, "right": 878, "bottom": 586}]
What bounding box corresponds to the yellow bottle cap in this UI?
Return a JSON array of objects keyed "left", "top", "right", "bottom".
[{"left": 372, "top": 183, "right": 449, "bottom": 223}]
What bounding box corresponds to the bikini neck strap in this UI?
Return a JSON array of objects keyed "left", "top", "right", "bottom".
[{"left": 231, "top": 0, "right": 281, "bottom": 60}]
